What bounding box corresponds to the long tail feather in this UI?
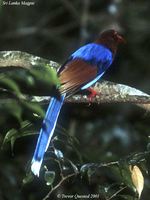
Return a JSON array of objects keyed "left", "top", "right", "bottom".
[{"left": 31, "top": 93, "right": 66, "bottom": 176}]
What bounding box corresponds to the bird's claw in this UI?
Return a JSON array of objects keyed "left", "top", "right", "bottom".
[{"left": 87, "top": 88, "right": 98, "bottom": 104}]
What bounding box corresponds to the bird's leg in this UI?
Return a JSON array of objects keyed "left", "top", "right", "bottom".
[{"left": 87, "top": 87, "right": 98, "bottom": 102}]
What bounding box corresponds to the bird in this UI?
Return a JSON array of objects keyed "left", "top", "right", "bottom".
[{"left": 31, "top": 29, "right": 125, "bottom": 176}]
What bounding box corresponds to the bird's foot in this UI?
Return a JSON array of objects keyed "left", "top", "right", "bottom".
[{"left": 87, "top": 87, "right": 98, "bottom": 104}]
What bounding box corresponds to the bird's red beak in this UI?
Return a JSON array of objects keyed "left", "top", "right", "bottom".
[{"left": 117, "top": 34, "right": 126, "bottom": 44}]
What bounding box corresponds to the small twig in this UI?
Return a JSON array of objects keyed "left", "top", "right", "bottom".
[
  {"left": 79, "top": 150, "right": 150, "bottom": 171},
  {"left": 42, "top": 172, "right": 77, "bottom": 200},
  {"left": 107, "top": 186, "right": 127, "bottom": 200},
  {"left": 43, "top": 150, "right": 149, "bottom": 200},
  {"left": 80, "top": 161, "right": 119, "bottom": 171}
]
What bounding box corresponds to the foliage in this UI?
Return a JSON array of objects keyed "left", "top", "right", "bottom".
[
  {"left": 0, "top": 1, "right": 150, "bottom": 200},
  {"left": 0, "top": 61, "right": 149, "bottom": 200}
]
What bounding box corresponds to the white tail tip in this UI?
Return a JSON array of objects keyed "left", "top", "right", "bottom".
[{"left": 31, "top": 161, "right": 42, "bottom": 177}]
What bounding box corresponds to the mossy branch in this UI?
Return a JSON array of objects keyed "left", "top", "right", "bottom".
[{"left": 0, "top": 51, "right": 150, "bottom": 112}]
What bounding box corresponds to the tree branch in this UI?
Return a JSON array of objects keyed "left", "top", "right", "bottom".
[
  {"left": 0, "top": 51, "right": 59, "bottom": 69},
  {"left": 65, "top": 81, "right": 150, "bottom": 111},
  {"left": 42, "top": 172, "right": 77, "bottom": 200},
  {"left": 0, "top": 51, "right": 150, "bottom": 112}
]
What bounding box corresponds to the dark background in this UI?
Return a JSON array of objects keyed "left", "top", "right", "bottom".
[{"left": 0, "top": 0, "right": 150, "bottom": 199}]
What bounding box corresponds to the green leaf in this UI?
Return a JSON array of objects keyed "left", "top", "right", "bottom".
[
  {"left": 87, "top": 168, "right": 95, "bottom": 183},
  {"left": 23, "top": 172, "right": 34, "bottom": 185},
  {"left": 44, "top": 171, "right": 55, "bottom": 186},
  {"left": 0, "top": 74, "right": 21, "bottom": 96},
  {"left": 21, "top": 100, "right": 45, "bottom": 117},
  {"left": 0, "top": 99, "right": 22, "bottom": 122},
  {"left": 109, "top": 165, "right": 124, "bottom": 184},
  {"left": 3, "top": 121, "right": 36, "bottom": 151},
  {"left": 29, "top": 64, "right": 60, "bottom": 87},
  {"left": 130, "top": 165, "right": 144, "bottom": 199},
  {"left": 0, "top": 66, "right": 60, "bottom": 96},
  {"left": 80, "top": 163, "right": 93, "bottom": 174},
  {"left": 120, "top": 164, "right": 135, "bottom": 191}
]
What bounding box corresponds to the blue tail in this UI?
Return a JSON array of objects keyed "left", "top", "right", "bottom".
[{"left": 31, "top": 93, "right": 66, "bottom": 176}]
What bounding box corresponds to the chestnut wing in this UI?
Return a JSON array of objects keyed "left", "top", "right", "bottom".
[{"left": 59, "top": 59, "right": 97, "bottom": 95}]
